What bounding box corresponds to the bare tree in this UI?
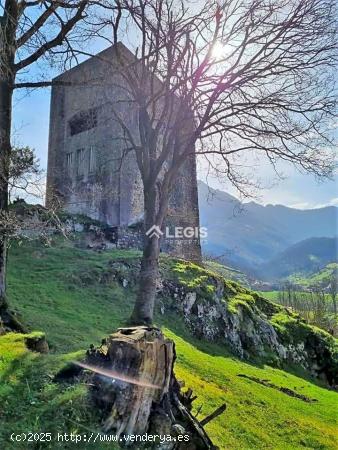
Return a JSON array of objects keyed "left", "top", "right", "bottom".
[
  {"left": 0, "top": 0, "right": 92, "bottom": 320},
  {"left": 97, "top": 0, "right": 337, "bottom": 325}
]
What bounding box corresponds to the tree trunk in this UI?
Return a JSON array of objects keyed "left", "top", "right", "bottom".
[
  {"left": 131, "top": 235, "right": 160, "bottom": 325},
  {"left": 0, "top": 10, "right": 16, "bottom": 329},
  {"left": 130, "top": 186, "right": 163, "bottom": 325},
  {"left": 0, "top": 243, "right": 7, "bottom": 306},
  {"left": 0, "top": 77, "right": 12, "bottom": 308}
]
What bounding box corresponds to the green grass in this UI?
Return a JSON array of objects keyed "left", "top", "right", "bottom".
[
  {"left": 1, "top": 238, "right": 337, "bottom": 450},
  {"left": 7, "top": 238, "right": 140, "bottom": 352},
  {"left": 0, "top": 333, "right": 117, "bottom": 449},
  {"left": 257, "top": 291, "right": 280, "bottom": 301},
  {"left": 166, "top": 327, "right": 338, "bottom": 450}
]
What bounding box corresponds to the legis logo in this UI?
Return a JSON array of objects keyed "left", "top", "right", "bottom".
[
  {"left": 166, "top": 226, "right": 208, "bottom": 240},
  {"left": 145, "top": 225, "right": 208, "bottom": 241},
  {"left": 145, "top": 225, "right": 164, "bottom": 239}
]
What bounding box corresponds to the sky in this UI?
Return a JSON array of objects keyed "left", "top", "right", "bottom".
[
  {"left": 197, "top": 155, "right": 338, "bottom": 209},
  {"left": 13, "top": 84, "right": 337, "bottom": 210}
]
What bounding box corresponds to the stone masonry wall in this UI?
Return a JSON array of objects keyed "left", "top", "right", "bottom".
[{"left": 46, "top": 43, "right": 201, "bottom": 261}]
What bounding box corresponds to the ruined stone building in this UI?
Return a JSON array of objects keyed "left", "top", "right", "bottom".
[{"left": 46, "top": 43, "right": 201, "bottom": 260}]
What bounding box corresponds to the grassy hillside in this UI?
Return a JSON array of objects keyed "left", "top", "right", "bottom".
[
  {"left": 289, "top": 263, "right": 338, "bottom": 288},
  {"left": 0, "top": 332, "right": 112, "bottom": 450},
  {"left": 203, "top": 260, "right": 250, "bottom": 287},
  {"left": 1, "top": 237, "right": 338, "bottom": 449}
]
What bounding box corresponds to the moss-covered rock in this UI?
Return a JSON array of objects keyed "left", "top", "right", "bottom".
[{"left": 158, "top": 258, "right": 338, "bottom": 384}]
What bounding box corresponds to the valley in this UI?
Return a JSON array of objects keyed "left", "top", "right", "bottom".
[{"left": 198, "top": 181, "right": 337, "bottom": 283}]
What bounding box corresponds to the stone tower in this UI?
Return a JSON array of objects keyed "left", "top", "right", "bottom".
[{"left": 46, "top": 43, "right": 201, "bottom": 261}]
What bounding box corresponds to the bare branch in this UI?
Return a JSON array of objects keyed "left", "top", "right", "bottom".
[{"left": 14, "top": 0, "right": 87, "bottom": 72}]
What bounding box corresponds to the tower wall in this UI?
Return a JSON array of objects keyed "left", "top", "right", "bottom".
[{"left": 47, "top": 44, "right": 201, "bottom": 261}]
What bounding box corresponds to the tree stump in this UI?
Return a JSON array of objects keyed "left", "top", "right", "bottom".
[
  {"left": 24, "top": 333, "right": 49, "bottom": 353},
  {"left": 86, "top": 327, "right": 221, "bottom": 449}
]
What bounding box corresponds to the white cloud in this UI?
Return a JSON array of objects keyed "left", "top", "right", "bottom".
[
  {"left": 329, "top": 198, "right": 338, "bottom": 206},
  {"left": 290, "top": 198, "right": 338, "bottom": 210},
  {"left": 289, "top": 202, "right": 313, "bottom": 209}
]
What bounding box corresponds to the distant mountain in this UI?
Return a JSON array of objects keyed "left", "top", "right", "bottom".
[
  {"left": 259, "top": 237, "right": 337, "bottom": 280},
  {"left": 198, "top": 181, "right": 337, "bottom": 274}
]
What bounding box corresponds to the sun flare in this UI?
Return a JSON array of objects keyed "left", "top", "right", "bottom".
[{"left": 211, "top": 42, "right": 226, "bottom": 60}]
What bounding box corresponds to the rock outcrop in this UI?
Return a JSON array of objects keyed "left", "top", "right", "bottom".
[
  {"left": 159, "top": 260, "right": 338, "bottom": 385},
  {"left": 108, "top": 258, "right": 338, "bottom": 385}
]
